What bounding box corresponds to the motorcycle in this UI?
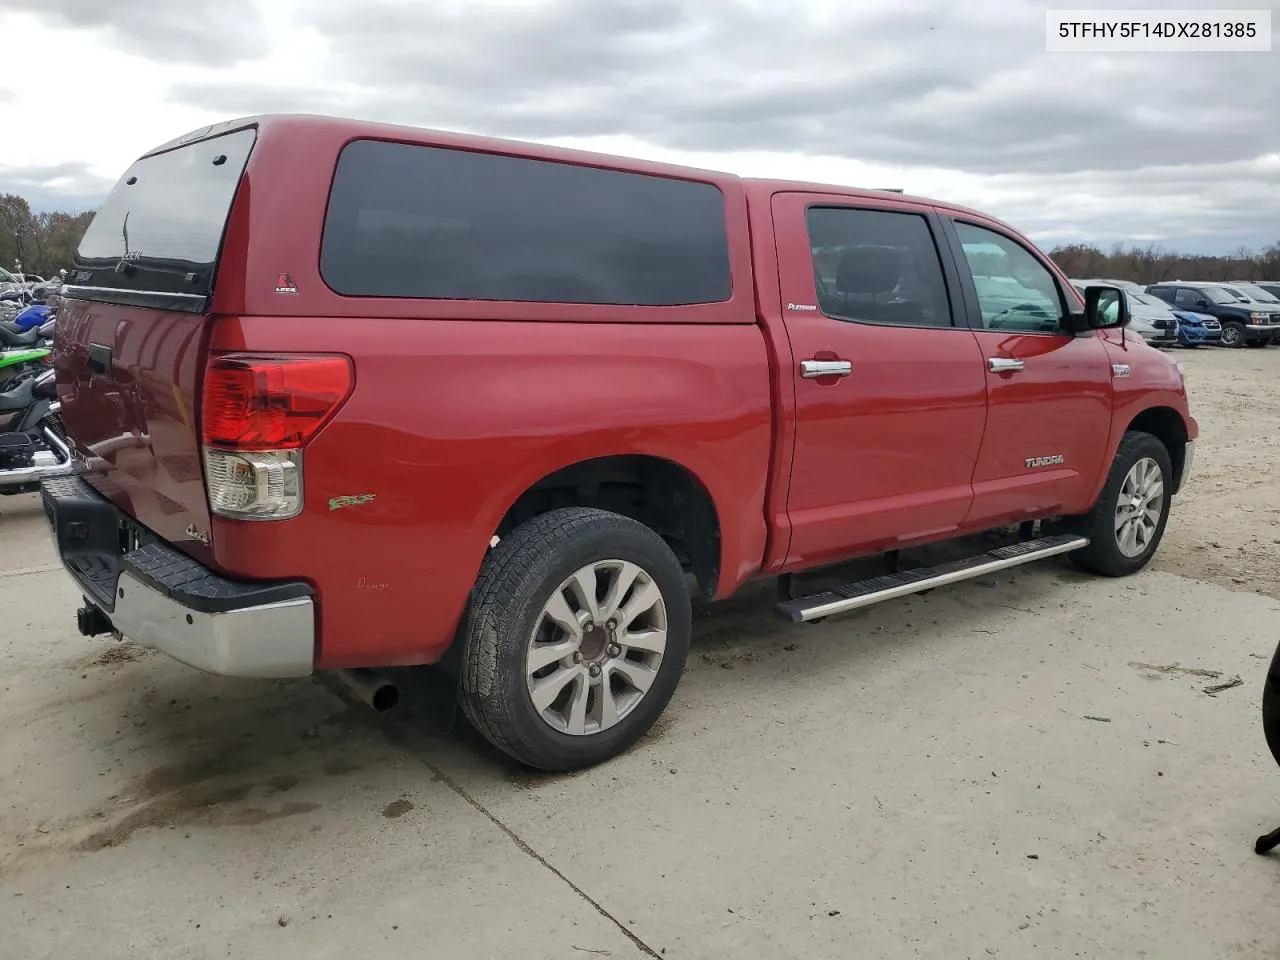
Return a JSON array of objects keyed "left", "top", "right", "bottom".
[
  {"left": 0, "top": 315, "right": 53, "bottom": 350},
  {"left": 0, "top": 316, "right": 55, "bottom": 387},
  {"left": 9, "top": 300, "right": 51, "bottom": 332},
  {"left": 0, "top": 367, "right": 73, "bottom": 494},
  {"left": 0, "top": 345, "right": 52, "bottom": 389}
]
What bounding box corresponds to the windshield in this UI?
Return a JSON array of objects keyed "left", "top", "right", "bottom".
[
  {"left": 1197, "top": 285, "right": 1240, "bottom": 304},
  {"left": 1229, "top": 283, "right": 1280, "bottom": 303}
]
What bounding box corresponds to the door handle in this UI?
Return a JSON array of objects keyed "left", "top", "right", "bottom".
[
  {"left": 988, "top": 357, "right": 1024, "bottom": 373},
  {"left": 801, "top": 359, "right": 852, "bottom": 379}
]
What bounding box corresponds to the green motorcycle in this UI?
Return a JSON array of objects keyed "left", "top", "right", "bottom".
[{"left": 0, "top": 346, "right": 51, "bottom": 391}]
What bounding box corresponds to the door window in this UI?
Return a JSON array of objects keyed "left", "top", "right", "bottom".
[
  {"left": 1172, "top": 288, "right": 1202, "bottom": 308},
  {"left": 805, "top": 207, "right": 955, "bottom": 328},
  {"left": 954, "top": 222, "right": 1067, "bottom": 334}
]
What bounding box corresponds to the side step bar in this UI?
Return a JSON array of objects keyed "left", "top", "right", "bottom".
[{"left": 775, "top": 534, "right": 1089, "bottom": 624}]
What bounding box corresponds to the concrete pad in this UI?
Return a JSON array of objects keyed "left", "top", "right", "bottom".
[
  {"left": 422, "top": 568, "right": 1280, "bottom": 959},
  {"left": 0, "top": 530, "right": 650, "bottom": 960}
]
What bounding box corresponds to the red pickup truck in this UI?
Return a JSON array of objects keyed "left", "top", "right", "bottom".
[{"left": 45, "top": 115, "right": 1196, "bottom": 771}]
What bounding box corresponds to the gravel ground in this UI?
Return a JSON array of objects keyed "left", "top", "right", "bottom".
[
  {"left": 1149, "top": 346, "right": 1280, "bottom": 600},
  {"left": 1, "top": 344, "right": 1278, "bottom": 960}
]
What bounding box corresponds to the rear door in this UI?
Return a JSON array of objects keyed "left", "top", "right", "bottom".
[
  {"left": 771, "top": 193, "right": 989, "bottom": 570},
  {"left": 56, "top": 125, "right": 258, "bottom": 555},
  {"left": 938, "top": 216, "right": 1113, "bottom": 525}
]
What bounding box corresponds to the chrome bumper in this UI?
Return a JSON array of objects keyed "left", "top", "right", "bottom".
[
  {"left": 112, "top": 570, "right": 315, "bottom": 677},
  {"left": 41, "top": 476, "right": 316, "bottom": 679}
]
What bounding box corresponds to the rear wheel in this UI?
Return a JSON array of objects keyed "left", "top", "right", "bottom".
[
  {"left": 1059, "top": 431, "right": 1173, "bottom": 577},
  {"left": 459, "top": 507, "right": 691, "bottom": 771},
  {"left": 1220, "top": 321, "right": 1245, "bottom": 348}
]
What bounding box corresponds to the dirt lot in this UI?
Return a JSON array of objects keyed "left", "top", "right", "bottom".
[
  {"left": 2, "top": 345, "right": 1279, "bottom": 959},
  {"left": 1150, "top": 347, "right": 1280, "bottom": 600}
]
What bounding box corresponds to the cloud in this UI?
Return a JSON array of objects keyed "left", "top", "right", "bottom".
[
  {"left": 141, "top": 0, "right": 1280, "bottom": 251},
  {"left": 275, "top": 0, "right": 1279, "bottom": 176},
  {"left": 0, "top": 161, "right": 113, "bottom": 213},
  {"left": 6, "top": 0, "right": 269, "bottom": 66}
]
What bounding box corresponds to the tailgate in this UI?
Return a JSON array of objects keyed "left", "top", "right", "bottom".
[
  {"left": 55, "top": 299, "right": 211, "bottom": 551},
  {"left": 56, "top": 124, "right": 258, "bottom": 556}
]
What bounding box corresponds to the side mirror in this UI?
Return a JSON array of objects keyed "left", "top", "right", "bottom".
[
  {"left": 1196, "top": 298, "right": 1210, "bottom": 309},
  {"left": 1085, "top": 285, "right": 1129, "bottom": 329}
]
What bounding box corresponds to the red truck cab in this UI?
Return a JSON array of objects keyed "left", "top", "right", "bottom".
[{"left": 45, "top": 114, "right": 1196, "bottom": 770}]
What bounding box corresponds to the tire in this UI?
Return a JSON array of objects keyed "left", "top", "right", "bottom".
[
  {"left": 1062, "top": 431, "right": 1173, "bottom": 577},
  {"left": 458, "top": 507, "right": 691, "bottom": 771},
  {"left": 1220, "top": 321, "right": 1246, "bottom": 348}
]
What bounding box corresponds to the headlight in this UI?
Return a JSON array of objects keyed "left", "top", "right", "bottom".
[{"left": 1250, "top": 312, "right": 1267, "bottom": 321}]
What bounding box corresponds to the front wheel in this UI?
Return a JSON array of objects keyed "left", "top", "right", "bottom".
[
  {"left": 1061, "top": 431, "right": 1173, "bottom": 577},
  {"left": 458, "top": 507, "right": 691, "bottom": 771},
  {"left": 1220, "top": 321, "right": 1246, "bottom": 348}
]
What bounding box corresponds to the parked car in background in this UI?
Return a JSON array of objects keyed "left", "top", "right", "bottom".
[
  {"left": 0, "top": 268, "right": 24, "bottom": 298},
  {"left": 1097, "top": 278, "right": 1148, "bottom": 295},
  {"left": 1146, "top": 282, "right": 1280, "bottom": 348},
  {"left": 1071, "top": 280, "right": 1176, "bottom": 346},
  {"left": 1251, "top": 282, "right": 1280, "bottom": 300},
  {"left": 1171, "top": 308, "right": 1223, "bottom": 347},
  {"left": 1226, "top": 282, "right": 1280, "bottom": 307}
]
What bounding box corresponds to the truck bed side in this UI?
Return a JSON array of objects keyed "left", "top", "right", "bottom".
[{"left": 208, "top": 314, "right": 774, "bottom": 668}]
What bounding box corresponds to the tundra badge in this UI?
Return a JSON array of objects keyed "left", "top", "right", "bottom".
[{"left": 1025, "top": 454, "right": 1065, "bottom": 469}]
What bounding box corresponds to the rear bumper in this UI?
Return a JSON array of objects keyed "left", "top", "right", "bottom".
[{"left": 40, "top": 476, "right": 315, "bottom": 678}]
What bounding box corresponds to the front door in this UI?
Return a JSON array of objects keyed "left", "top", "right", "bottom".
[
  {"left": 941, "top": 217, "right": 1113, "bottom": 525},
  {"left": 772, "top": 194, "right": 989, "bottom": 570}
]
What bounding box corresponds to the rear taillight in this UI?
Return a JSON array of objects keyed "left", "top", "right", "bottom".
[{"left": 201, "top": 353, "right": 353, "bottom": 521}]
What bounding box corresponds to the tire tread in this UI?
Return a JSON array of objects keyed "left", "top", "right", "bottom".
[
  {"left": 1065, "top": 430, "right": 1172, "bottom": 577},
  {"left": 459, "top": 507, "right": 688, "bottom": 770}
]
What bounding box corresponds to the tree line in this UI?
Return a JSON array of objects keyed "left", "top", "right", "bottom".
[
  {"left": 2, "top": 191, "right": 1277, "bottom": 285},
  {"left": 1048, "top": 241, "right": 1280, "bottom": 283},
  {"left": 0, "top": 194, "right": 95, "bottom": 279}
]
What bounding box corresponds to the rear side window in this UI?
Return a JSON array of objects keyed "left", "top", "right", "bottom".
[
  {"left": 73, "top": 128, "right": 256, "bottom": 310},
  {"left": 320, "top": 139, "right": 732, "bottom": 306},
  {"left": 805, "top": 207, "right": 954, "bottom": 328}
]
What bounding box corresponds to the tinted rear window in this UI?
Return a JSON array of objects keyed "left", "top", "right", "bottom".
[
  {"left": 320, "top": 139, "right": 732, "bottom": 306},
  {"left": 73, "top": 127, "right": 256, "bottom": 309}
]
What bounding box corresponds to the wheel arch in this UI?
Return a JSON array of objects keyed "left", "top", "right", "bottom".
[
  {"left": 492, "top": 453, "right": 723, "bottom": 599},
  {"left": 1125, "top": 405, "right": 1190, "bottom": 493}
]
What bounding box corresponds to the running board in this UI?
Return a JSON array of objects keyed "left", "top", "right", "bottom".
[{"left": 775, "top": 534, "right": 1090, "bottom": 624}]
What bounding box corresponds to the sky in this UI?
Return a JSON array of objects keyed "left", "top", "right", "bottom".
[{"left": 1, "top": 0, "right": 1277, "bottom": 255}]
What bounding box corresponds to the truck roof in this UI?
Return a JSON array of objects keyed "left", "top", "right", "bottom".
[{"left": 144, "top": 112, "right": 974, "bottom": 217}]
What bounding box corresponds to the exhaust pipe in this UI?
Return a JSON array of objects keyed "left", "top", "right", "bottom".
[
  {"left": 332, "top": 668, "right": 400, "bottom": 712},
  {"left": 0, "top": 424, "right": 74, "bottom": 485}
]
